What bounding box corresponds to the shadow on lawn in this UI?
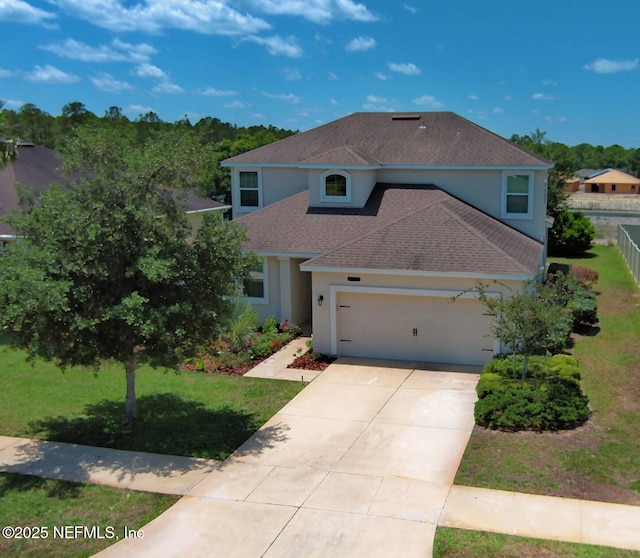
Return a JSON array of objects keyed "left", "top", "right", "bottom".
[
  {"left": 0, "top": 471, "right": 83, "bottom": 499},
  {"left": 3, "top": 394, "right": 289, "bottom": 485}
]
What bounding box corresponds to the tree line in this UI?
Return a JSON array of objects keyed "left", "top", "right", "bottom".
[
  {"left": 510, "top": 129, "right": 640, "bottom": 176},
  {"left": 0, "top": 100, "right": 296, "bottom": 203}
]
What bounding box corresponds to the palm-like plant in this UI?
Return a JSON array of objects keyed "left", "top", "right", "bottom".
[{"left": 224, "top": 299, "right": 259, "bottom": 353}]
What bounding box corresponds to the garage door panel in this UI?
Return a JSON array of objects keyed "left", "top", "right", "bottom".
[{"left": 337, "top": 292, "right": 493, "bottom": 366}]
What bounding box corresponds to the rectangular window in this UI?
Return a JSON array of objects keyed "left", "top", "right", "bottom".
[
  {"left": 502, "top": 172, "right": 533, "bottom": 219},
  {"left": 241, "top": 262, "right": 266, "bottom": 300},
  {"left": 239, "top": 171, "right": 260, "bottom": 208}
]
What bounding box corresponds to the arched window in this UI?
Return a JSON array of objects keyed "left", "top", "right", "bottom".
[{"left": 321, "top": 170, "right": 351, "bottom": 202}]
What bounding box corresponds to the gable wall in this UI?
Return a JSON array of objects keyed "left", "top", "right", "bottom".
[
  {"left": 377, "top": 168, "right": 547, "bottom": 241},
  {"left": 307, "top": 169, "right": 377, "bottom": 207}
]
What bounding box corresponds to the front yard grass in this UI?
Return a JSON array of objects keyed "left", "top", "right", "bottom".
[
  {"left": 0, "top": 349, "right": 305, "bottom": 459},
  {"left": 455, "top": 245, "right": 640, "bottom": 504},
  {"left": 0, "top": 345, "right": 306, "bottom": 557},
  {"left": 0, "top": 473, "right": 178, "bottom": 558},
  {"left": 433, "top": 527, "right": 640, "bottom": 557}
]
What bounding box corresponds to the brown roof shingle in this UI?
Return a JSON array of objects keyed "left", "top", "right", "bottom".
[
  {"left": 236, "top": 184, "right": 543, "bottom": 277},
  {"left": 224, "top": 112, "right": 552, "bottom": 169}
]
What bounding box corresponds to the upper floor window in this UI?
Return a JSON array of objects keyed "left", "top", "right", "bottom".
[
  {"left": 238, "top": 170, "right": 261, "bottom": 209},
  {"left": 501, "top": 171, "right": 533, "bottom": 219},
  {"left": 321, "top": 170, "right": 351, "bottom": 202}
]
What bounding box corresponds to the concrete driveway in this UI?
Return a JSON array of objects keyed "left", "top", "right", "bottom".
[{"left": 97, "top": 358, "right": 480, "bottom": 557}]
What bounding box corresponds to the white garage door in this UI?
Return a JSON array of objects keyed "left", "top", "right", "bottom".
[{"left": 336, "top": 291, "right": 494, "bottom": 365}]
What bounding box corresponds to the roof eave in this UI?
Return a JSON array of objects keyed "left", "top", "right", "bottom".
[
  {"left": 298, "top": 264, "right": 538, "bottom": 281},
  {"left": 221, "top": 161, "right": 553, "bottom": 171}
]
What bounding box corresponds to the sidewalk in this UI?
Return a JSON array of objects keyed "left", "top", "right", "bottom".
[
  {"left": 244, "top": 336, "right": 323, "bottom": 382},
  {"left": 440, "top": 485, "right": 640, "bottom": 552}
]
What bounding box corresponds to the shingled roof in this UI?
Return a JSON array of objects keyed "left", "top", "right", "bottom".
[
  {"left": 223, "top": 112, "right": 552, "bottom": 169},
  {"left": 236, "top": 184, "right": 543, "bottom": 277},
  {"left": 0, "top": 144, "right": 228, "bottom": 238}
]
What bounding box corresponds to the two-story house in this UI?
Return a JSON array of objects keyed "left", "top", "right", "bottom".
[{"left": 223, "top": 112, "right": 553, "bottom": 366}]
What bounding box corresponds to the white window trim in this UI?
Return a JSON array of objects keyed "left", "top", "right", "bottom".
[
  {"left": 235, "top": 168, "right": 262, "bottom": 211},
  {"left": 320, "top": 170, "right": 352, "bottom": 203},
  {"left": 501, "top": 170, "right": 534, "bottom": 220},
  {"left": 239, "top": 259, "right": 269, "bottom": 304}
]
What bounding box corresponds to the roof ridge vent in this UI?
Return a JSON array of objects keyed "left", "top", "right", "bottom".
[{"left": 391, "top": 113, "right": 421, "bottom": 120}]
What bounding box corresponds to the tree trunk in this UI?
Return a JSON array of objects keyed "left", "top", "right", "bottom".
[{"left": 125, "top": 356, "right": 137, "bottom": 427}]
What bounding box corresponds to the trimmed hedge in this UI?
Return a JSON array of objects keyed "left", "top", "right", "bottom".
[{"left": 475, "top": 355, "right": 589, "bottom": 431}]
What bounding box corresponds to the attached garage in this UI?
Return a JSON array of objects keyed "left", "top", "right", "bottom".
[{"left": 331, "top": 287, "right": 496, "bottom": 366}]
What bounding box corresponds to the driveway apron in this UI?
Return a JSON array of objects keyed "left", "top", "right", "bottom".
[{"left": 96, "top": 358, "right": 480, "bottom": 557}]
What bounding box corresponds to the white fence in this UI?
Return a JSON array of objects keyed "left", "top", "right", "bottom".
[{"left": 618, "top": 225, "right": 640, "bottom": 286}]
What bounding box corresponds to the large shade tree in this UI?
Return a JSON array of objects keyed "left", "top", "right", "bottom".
[{"left": 0, "top": 125, "right": 254, "bottom": 426}]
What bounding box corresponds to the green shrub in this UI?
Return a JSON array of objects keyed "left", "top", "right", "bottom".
[
  {"left": 568, "top": 287, "right": 598, "bottom": 327},
  {"left": 475, "top": 377, "right": 589, "bottom": 431},
  {"left": 476, "top": 372, "right": 506, "bottom": 398},
  {"left": 548, "top": 209, "right": 595, "bottom": 257},
  {"left": 548, "top": 354, "right": 581, "bottom": 380},
  {"left": 261, "top": 316, "right": 278, "bottom": 336}
]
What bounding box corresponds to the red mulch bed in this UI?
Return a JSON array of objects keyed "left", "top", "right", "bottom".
[{"left": 287, "top": 353, "right": 336, "bottom": 372}]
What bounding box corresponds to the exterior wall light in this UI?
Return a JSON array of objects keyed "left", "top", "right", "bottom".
[{"left": 317, "top": 295, "right": 324, "bottom": 306}]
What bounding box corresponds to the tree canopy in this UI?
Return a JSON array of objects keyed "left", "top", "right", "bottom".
[{"left": 0, "top": 125, "right": 256, "bottom": 426}]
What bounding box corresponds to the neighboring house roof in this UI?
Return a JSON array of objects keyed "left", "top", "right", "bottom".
[
  {"left": 0, "top": 144, "right": 65, "bottom": 238},
  {"left": 575, "top": 168, "right": 599, "bottom": 179},
  {"left": 585, "top": 169, "right": 640, "bottom": 185},
  {"left": 236, "top": 184, "right": 543, "bottom": 277},
  {"left": 0, "top": 144, "right": 228, "bottom": 238},
  {"left": 223, "top": 112, "right": 553, "bottom": 169}
]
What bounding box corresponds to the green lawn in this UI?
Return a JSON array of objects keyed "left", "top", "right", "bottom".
[
  {"left": 0, "top": 347, "right": 306, "bottom": 557},
  {"left": 434, "top": 527, "right": 640, "bottom": 558},
  {"left": 455, "top": 245, "right": 640, "bottom": 504},
  {"left": 0, "top": 352, "right": 305, "bottom": 459},
  {"left": 0, "top": 473, "right": 178, "bottom": 558}
]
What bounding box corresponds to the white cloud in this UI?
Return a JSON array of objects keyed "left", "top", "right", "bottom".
[
  {"left": 245, "top": 35, "right": 303, "bottom": 57},
  {"left": 532, "top": 93, "right": 554, "bottom": 100},
  {"left": 345, "top": 36, "right": 376, "bottom": 52},
  {"left": 542, "top": 80, "right": 557, "bottom": 86},
  {"left": 136, "top": 63, "right": 168, "bottom": 80},
  {"left": 544, "top": 115, "right": 568, "bottom": 123},
  {"left": 127, "top": 104, "right": 155, "bottom": 117},
  {"left": 373, "top": 72, "right": 387, "bottom": 80},
  {"left": 491, "top": 107, "right": 504, "bottom": 114},
  {"left": 247, "top": 0, "right": 377, "bottom": 23},
  {"left": 388, "top": 62, "right": 421, "bottom": 75},
  {"left": 25, "top": 64, "right": 79, "bottom": 83},
  {"left": 90, "top": 71, "right": 132, "bottom": 92},
  {"left": 152, "top": 81, "right": 183, "bottom": 94},
  {"left": 0, "top": 0, "right": 57, "bottom": 27},
  {"left": 330, "top": 98, "right": 339, "bottom": 105},
  {"left": 584, "top": 58, "right": 639, "bottom": 74},
  {"left": 200, "top": 87, "right": 238, "bottom": 96},
  {"left": 224, "top": 101, "right": 250, "bottom": 108},
  {"left": 412, "top": 95, "right": 444, "bottom": 109},
  {"left": 0, "top": 68, "right": 14, "bottom": 78},
  {"left": 54, "top": 0, "right": 270, "bottom": 35},
  {"left": 40, "top": 38, "right": 156, "bottom": 63},
  {"left": 504, "top": 95, "right": 512, "bottom": 101},
  {"left": 403, "top": 3, "right": 417, "bottom": 13},
  {"left": 469, "top": 94, "right": 480, "bottom": 101},
  {"left": 283, "top": 67, "right": 302, "bottom": 81},
  {"left": 261, "top": 91, "right": 302, "bottom": 104},
  {"left": 366, "top": 94, "right": 387, "bottom": 104},
  {"left": 328, "top": 72, "right": 339, "bottom": 80}
]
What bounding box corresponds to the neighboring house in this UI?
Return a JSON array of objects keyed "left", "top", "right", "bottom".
[
  {"left": 584, "top": 169, "right": 639, "bottom": 194},
  {"left": 222, "top": 112, "right": 553, "bottom": 366},
  {"left": 0, "top": 142, "right": 230, "bottom": 243}
]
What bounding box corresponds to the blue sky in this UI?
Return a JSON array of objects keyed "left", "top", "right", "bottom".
[{"left": 1, "top": 0, "right": 639, "bottom": 147}]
